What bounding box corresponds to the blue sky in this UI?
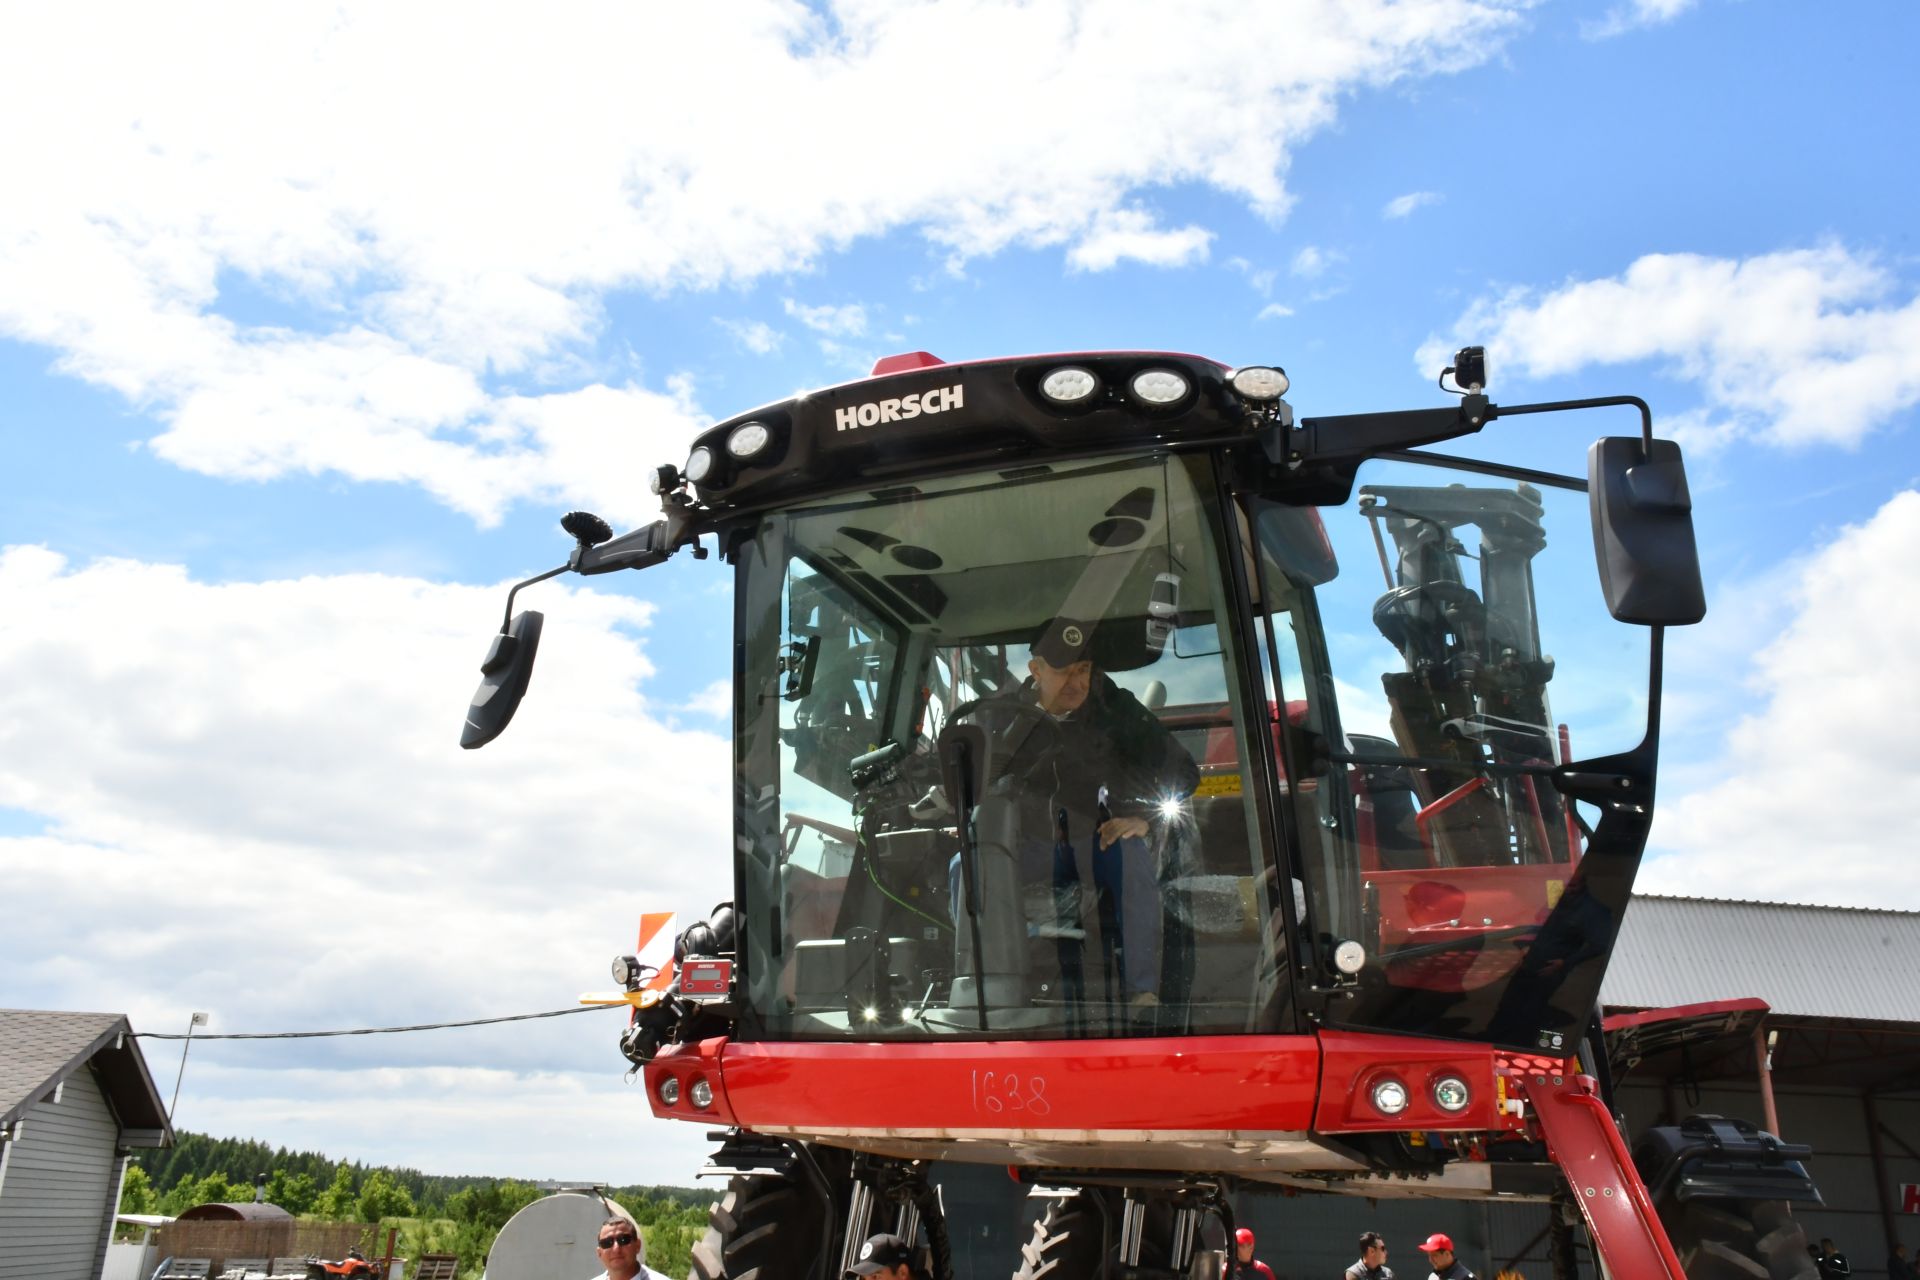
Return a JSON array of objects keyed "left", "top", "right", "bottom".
[{"left": 4, "top": 0, "right": 1918, "bottom": 1185}]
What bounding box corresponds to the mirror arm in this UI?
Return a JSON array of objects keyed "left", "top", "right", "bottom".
[
  {"left": 1277, "top": 395, "right": 1492, "bottom": 465},
  {"left": 1486, "top": 394, "right": 1654, "bottom": 453},
  {"left": 499, "top": 564, "right": 570, "bottom": 634},
  {"left": 1280, "top": 393, "right": 1653, "bottom": 468}
]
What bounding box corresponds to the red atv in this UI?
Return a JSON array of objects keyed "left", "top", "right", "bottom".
[
  {"left": 305, "top": 1250, "right": 380, "bottom": 1280},
  {"left": 468, "top": 346, "right": 1819, "bottom": 1278}
]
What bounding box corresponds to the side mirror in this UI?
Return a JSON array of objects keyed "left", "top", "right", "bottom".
[
  {"left": 1588, "top": 437, "right": 1706, "bottom": 625},
  {"left": 460, "top": 610, "right": 544, "bottom": 749}
]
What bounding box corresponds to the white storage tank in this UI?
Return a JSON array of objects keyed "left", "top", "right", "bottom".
[{"left": 481, "top": 1188, "right": 638, "bottom": 1280}]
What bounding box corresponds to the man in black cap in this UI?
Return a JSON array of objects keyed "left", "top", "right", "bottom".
[
  {"left": 1000, "top": 615, "right": 1199, "bottom": 1006},
  {"left": 847, "top": 1231, "right": 920, "bottom": 1280}
]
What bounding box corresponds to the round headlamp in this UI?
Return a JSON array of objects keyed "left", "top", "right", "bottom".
[
  {"left": 683, "top": 445, "right": 717, "bottom": 485},
  {"left": 1230, "top": 366, "right": 1290, "bottom": 401},
  {"left": 648, "top": 464, "right": 680, "bottom": 495},
  {"left": 657, "top": 1076, "right": 680, "bottom": 1107},
  {"left": 1332, "top": 940, "right": 1367, "bottom": 975},
  {"left": 1371, "top": 1077, "right": 1410, "bottom": 1116},
  {"left": 1040, "top": 366, "right": 1100, "bottom": 406},
  {"left": 726, "top": 421, "right": 772, "bottom": 459},
  {"left": 1129, "top": 368, "right": 1190, "bottom": 405},
  {"left": 612, "top": 955, "right": 641, "bottom": 987},
  {"left": 689, "top": 1077, "right": 714, "bottom": 1110},
  {"left": 1432, "top": 1075, "right": 1471, "bottom": 1113}
]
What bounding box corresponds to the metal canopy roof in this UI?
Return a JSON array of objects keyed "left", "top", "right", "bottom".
[{"left": 1604, "top": 895, "right": 1920, "bottom": 1026}]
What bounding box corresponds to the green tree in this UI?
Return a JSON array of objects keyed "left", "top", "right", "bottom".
[
  {"left": 445, "top": 1179, "right": 540, "bottom": 1230},
  {"left": 264, "top": 1169, "right": 318, "bottom": 1215},
  {"left": 119, "top": 1164, "right": 158, "bottom": 1215},
  {"left": 355, "top": 1169, "right": 416, "bottom": 1224},
  {"left": 314, "top": 1162, "right": 359, "bottom": 1221},
  {"left": 159, "top": 1171, "right": 245, "bottom": 1216}
]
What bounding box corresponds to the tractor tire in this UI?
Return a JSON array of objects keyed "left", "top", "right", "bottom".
[
  {"left": 1013, "top": 1189, "right": 1184, "bottom": 1280},
  {"left": 692, "top": 1174, "right": 827, "bottom": 1280},
  {"left": 1663, "top": 1198, "right": 1820, "bottom": 1280},
  {"left": 690, "top": 1157, "right": 954, "bottom": 1280}
]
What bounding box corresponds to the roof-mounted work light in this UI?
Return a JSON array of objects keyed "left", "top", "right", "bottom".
[
  {"left": 1129, "top": 368, "right": 1189, "bottom": 405},
  {"left": 1230, "top": 366, "right": 1289, "bottom": 401},
  {"left": 1040, "top": 366, "right": 1100, "bottom": 406},
  {"left": 1444, "top": 346, "right": 1487, "bottom": 394},
  {"left": 684, "top": 445, "right": 717, "bottom": 485},
  {"left": 726, "top": 421, "right": 772, "bottom": 460}
]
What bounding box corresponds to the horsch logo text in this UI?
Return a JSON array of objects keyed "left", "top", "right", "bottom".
[{"left": 835, "top": 383, "right": 964, "bottom": 431}]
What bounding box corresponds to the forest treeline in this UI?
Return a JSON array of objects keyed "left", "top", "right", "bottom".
[{"left": 127, "top": 1130, "right": 711, "bottom": 1275}]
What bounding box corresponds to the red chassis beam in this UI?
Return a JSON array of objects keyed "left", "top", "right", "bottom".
[
  {"left": 644, "top": 1031, "right": 1507, "bottom": 1167},
  {"left": 643, "top": 1032, "right": 1694, "bottom": 1272}
]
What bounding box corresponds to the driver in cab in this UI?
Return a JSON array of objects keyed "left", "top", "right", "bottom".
[{"left": 993, "top": 615, "right": 1200, "bottom": 1004}]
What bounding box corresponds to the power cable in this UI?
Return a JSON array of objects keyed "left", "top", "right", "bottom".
[{"left": 133, "top": 1004, "right": 624, "bottom": 1041}]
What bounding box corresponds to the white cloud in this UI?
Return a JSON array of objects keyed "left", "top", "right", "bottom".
[
  {"left": 1256, "top": 302, "right": 1296, "bottom": 321},
  {"left": 1290, "top": 245, "right": 1345, "bottom": 278},
  {"left": 682, "top": 679, "right": 732, "bottom": 718},
  {"left": 1584, "top": 0, "right": 1698, "bottom": 39},
  {"left": 1643, "top": 490, "right": 1920, "bottom": 908},
  {"left": 1226, "top": 256, "right": 1279, "bottom": 296},
  {"left": 1065, "top": 208, "right": 1213, "bottom": 272},
  {"left": 0, "top": 545, "right": 731, "bottom": 1179},
  {"left": 0, "top": 1, "right": 1530, "bottom": 520},
  {"left": 1382, "top": 190, "right": 1442, "bottom": 219},
  {"left": 717, "top": 318, "right": 785, "bottom": 355},
  {"left": 1420, "top": 243, "right": 1920, "bottom": 449},
  {"left": 783, "top": 297, "right": 870, "bottom": 338}
]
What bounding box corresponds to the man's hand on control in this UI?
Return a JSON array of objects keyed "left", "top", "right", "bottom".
[{"left": 1098, "top": 815, "right": 1150, "bottom": 843}]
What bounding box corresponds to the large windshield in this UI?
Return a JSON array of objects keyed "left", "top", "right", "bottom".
[
  {"left": 734, "top": 454, "right": 1287, "bottom": 1039},
  {"left": 1248, "top": 451, "right": 1651, "bottom": 1051}
]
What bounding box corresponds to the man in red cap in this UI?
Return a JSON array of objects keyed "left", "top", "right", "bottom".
[
  {"left": 1223, "top": 1226, "right": 1275, "bottom": 1280},
  {"left": 1417, "top": 1233, "right": 1475, "bottom": 1280}
]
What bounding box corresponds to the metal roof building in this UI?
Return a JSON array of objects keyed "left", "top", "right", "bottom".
[
  {"left": 1595, "top": 896, "right": 1920, "bottom": 1277},
  {"left": 1606, "top": 894, "right": 1920, "bottom": 1027}
]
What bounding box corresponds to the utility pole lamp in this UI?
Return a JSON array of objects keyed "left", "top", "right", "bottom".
[{"left": 167, "top": 1011, "right": 209, "bottom": 1124}]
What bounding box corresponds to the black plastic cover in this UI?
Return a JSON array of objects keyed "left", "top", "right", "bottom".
[
  {"left": 1633, "top": 1113, "right": 1823, "bottom": 1207},
  {"left": 1588, "top": 437, "right": 1707, "bottom": 625},
  {"left": 460, "top": 609, "right": 543, "bottom": 749}
]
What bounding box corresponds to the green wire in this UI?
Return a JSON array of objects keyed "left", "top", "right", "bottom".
[{"left": 854, "top": 800, "right": 954, "bottom": 934}]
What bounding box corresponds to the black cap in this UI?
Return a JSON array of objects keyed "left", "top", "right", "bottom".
[
  {"left": 848, "top": 1232, "right": 913, "bottom": 1275},
  {"left": 1032, "top": 616, "right": 1094, "bottom": 668}
]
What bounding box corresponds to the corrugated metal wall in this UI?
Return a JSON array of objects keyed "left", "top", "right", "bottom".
[{"left": 0, "top": 1064, "right": 119, "bottom": 1280}]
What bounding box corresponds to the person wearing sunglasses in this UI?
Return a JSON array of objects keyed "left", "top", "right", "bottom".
[{"left": 594, "top": 1214, "right": 669, "bottom": 1280}]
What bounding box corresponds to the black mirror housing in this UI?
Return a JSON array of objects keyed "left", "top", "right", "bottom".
[
  {"left": 461, "top": 609, "right": 544, "bottom": 749},
  {"left": 1588, "top": 437, "right": 1706, "bottom": 626}
]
